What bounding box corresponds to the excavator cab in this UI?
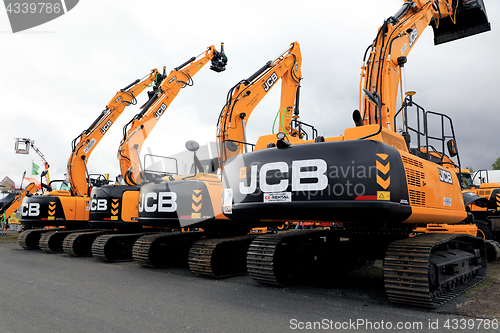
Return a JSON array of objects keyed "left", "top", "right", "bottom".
[
  {"left": 395, "top": 92, "right": 461, "bottom": 171},
  {"left": 431, "top": 0, "right": 490, "bottom": 45},
  {"left": 49, "top": 180, "right": 71, "bottom": 192},
  {"left": 142, "top": 154, "right": 178, "bottom": 183},
  {"left": 89, "top": 174, "right": 111, "bottom": 187},
  {"left": 189, "top": 158, "right": 219, "bottom": 175}
]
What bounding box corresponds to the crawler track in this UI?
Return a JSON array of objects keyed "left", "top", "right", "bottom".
[
  {"left": 246, "top": 229, "right": 336, "bottom": 286},
  {"left": 484, "top": 239, "right": 500, "bottom": 262},
  {"left": 133, "top": 232, "right": 204, "bottom": 268},
  {"left": 384, "top": 233, "right": 487, "bottom": 308},
  {"left": 63, "top": 230, "right": 113, "bottom": 256},
  {"left": 188, "top": 235, "right": 256, "bottom": 278},
  {"left": 39, "top": 229, "right": 99, "bottom": 253},
  {"left": 18, "top": 228, "right": 65, "bottom": 250},
  {"left": 92, "top": 232, "right": 155, "bottom": 262}
]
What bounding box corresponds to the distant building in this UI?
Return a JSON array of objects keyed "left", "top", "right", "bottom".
[{"left": 0, "top": 176, "right": 15, "bottom": 191}]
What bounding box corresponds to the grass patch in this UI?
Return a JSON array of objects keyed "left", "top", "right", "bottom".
[
  {"left": 0, "top": 233, "right": 20, "bottom": 243},
  {"left": 464, "top": 261, "right": 500, "bottom": 297}
]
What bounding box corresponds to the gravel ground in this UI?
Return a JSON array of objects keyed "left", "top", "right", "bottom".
[{"left": 2, "top": 233, "right": 499, "bottom": 321}]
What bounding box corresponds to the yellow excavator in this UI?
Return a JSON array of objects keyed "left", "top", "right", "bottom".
[
  {"left": 462, "top": 169, "right": 500, "bottom": 240},
  {"left": 127, "top": 42, "right": 310, "bottom": 278},
  {"left": 60, "top": 44, "right": 228, "bottom": 257},
  {"left": 221, "top": 0, "right": 491, "bottom": 308},
  {"left": 18, "top": 69, "right": 160, "bottom": 250}
]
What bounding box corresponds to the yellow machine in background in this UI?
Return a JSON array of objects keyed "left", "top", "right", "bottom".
[{"left": 461, "top": 169, "right": 500, "bottom": 240}]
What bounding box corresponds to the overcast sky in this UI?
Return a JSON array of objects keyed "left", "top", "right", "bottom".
[{"left": 1, "top": 0, "right": 499, "bottom": 187}]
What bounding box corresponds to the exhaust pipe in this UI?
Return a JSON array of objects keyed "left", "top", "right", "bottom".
[{"left": 352, "top": 109, "right": 364, "bottom": 127}]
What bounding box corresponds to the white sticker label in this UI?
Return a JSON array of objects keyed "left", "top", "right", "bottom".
[
  {"left": 83, "top": 138, "right": 97, "bottom": 154},
  {"left": 264, "top": 192, "right": 292, "bottom": 203},
  {"left": 401, "top": 43, "right": 408, "bottom": 55},
  {"left": 408, "top": 27, "right": 418, "bottom": 47},
  {"left": 223, "top": 188, "right": 233, "bottom": 214},
  {"left": 443, "top": 197, "right": 452, "bottom": 206}
]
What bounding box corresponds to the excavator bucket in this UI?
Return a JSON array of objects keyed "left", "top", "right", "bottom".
[{"left": 431, "top": 0, "right": 490, "bottom": 45}]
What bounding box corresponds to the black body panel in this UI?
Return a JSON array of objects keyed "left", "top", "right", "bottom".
[
  {"left": 20, "top": 195, "right": 87, "bottom": 228},
  {"left": 88, "top": 185, "right": 142, "bottom": 230},
  {"left": 138, "top": 179, "right": 216, "bottom": 228},
  {"left": 222, "top": 140, "right": 412, "bottom": 223}
]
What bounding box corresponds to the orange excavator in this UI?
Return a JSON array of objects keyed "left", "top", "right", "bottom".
[
  {"left": 119, "top": 44, "right": 227, "bottom": 187},
  {"left": 127, "top": 42, "right": 311, "bottom": 278},
  {"left": 221, "top": 0, "right": 491, "bottom": 308},
  {"left": 18, "top": 69, "right": 160, "bottom": 250},
  {"left": 60, "top": 44, "right": 228, "bottom": 257},
  {"left": 1, "top": 183, "right": 38, "bottom": 225}
]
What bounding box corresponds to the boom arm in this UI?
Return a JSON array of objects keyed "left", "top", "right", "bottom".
[
  {"left": 68, "top": 69, "right": 159, "bottom": 197},
  {"left": 216, "top": 42, "right": 302, "bottom": 167},
  {"left": 0, "top": 182, "right": 38, "bottom": 223},
  {"left": 359, "top": 0, "right": 490, "bottom": 131},
  {"left": 118, "top": 44, "right": 228, "bottom": 186}
]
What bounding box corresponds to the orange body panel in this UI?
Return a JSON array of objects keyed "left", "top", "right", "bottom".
[
  {"left": 58, "top": 196, "right": 90, "bottom": 221},
  {"left": 413, "top": 223, "right": 478, "bottom": 237},
  {"left": 121, "top": 191, "right": 140, "bottom": 222}
]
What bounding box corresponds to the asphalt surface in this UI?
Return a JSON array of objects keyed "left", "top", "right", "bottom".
[{"left": 0, "top": 242, "right": 488, "bottom": 333}]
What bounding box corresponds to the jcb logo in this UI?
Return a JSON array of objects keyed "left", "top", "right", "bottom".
[
  {"left": 438, "top": 168, "right": 453, "bottom": 185},
  {"left": 239, "top": 159, "right": 328, "bottom": 194},
  {"left": 263, "top": 72, "right": 278, "bottom": 92},
  {"left": 100, "top": 120, "right": 113, "bottom": 134},
  {"left": 139, "top": 191, "right": 177, "bottom": 213},
  {"left": 90, "top": 199, "right": 107, "bottom": 211},
  {"left": 21, "top": 203, "right": 40, "bottom": 216},
  {"left": 154, "top": 103, "right": 167, "bottom": 120}
]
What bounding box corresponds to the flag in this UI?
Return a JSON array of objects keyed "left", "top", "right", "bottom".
[{"left": 32, "top": 162, "right": 40, "bottom": 176}]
